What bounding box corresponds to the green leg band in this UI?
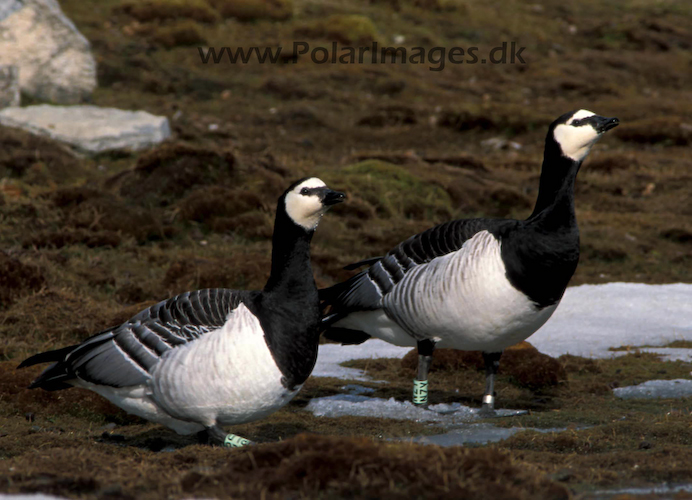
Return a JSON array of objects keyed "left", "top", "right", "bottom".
[
  {"left": 413, "top": 379, "right": 429, "bottom": 406},
  {"left": 223, "top": 433, "right": 251, "bottom": 448}
]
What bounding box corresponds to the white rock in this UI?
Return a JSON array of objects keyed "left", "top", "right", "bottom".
[
  {"left": 0, "top": 0, "right": 97, "bottom": 104},
  {"left": 0, "top": 105, "right": 171, "bottom": 155},
  {"left": 0, "top": 64, "right": 19, "bottom": 108}
]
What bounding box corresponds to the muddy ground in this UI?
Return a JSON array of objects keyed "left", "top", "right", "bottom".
[{"left": 1, "top": 0, "right": 691, "bottom": 498}]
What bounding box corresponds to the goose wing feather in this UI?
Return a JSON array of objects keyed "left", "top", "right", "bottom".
[
  {"left": 321, "top": 218, "right": 515, "bottom": 317},
  {"left": 24, "top": 289, "right": 250, "bottom": 389}
]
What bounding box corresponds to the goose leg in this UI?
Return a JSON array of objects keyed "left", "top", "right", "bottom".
[
  {"left": 480, "top": 351, "right": 502, "bottom": 416},
  {"left": 205, "top": 425, "right": 253, "bottom": 448},
  {"left": 413, "top": 339, "right": 435, "bottom": 407}
]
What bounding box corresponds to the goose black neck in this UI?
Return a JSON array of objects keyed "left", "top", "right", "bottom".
[
  {"left": 528, "top": 136, "right": 581, "bottom": 228},
  {"left": 259, "top": 199, "right": 320, "bottom": 392},
  {"left": 263, "top": 202, "right": 316, "bottom": 296}
]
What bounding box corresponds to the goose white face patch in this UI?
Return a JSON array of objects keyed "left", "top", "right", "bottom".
[
  {"left": 566, "top": 109, "right": 596, "bottom": 124},
  {"left": 284, "top": 177, "right": 328, "bottom": 230},
  {"left": 553, "top": 109, "right": 600, "bottom": 162}
]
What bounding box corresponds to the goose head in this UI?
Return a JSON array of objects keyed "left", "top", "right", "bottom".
[
  {"left": 550, "top": 109, "right": 619, "bottom": 162},
  {"left": 283, "top": 177, "right": 345, "bottom": 231}
]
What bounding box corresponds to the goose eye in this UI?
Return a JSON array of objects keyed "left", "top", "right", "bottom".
[{"left": 300, "top": 188, "right": 310, "bottom": 195}]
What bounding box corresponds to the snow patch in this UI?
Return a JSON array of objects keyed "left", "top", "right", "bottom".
[
  {"left": 530, "top": 283, "right": 691, "bottom": 358},
  {"left": 313, "top": 340, "right": 411, "bottom": 380}
]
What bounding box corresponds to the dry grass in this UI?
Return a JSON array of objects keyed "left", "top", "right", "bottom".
[
  {"left": 0, "top": 430, "right": 569, "bottom": 499},
  {"left": 209, "top": 0, "right": 293, "bottom": 21}
]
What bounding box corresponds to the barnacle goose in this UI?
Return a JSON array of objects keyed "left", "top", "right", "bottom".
[
  {"left": 321, "top": 110, "right": 619, "bottom": 414},
  {"left": 19, "top": 178, "right": 345, "bottom": 447}
]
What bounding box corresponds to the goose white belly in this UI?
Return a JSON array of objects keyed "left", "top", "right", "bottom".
[
  {"left": 76, "top": 382, "right": 206, "bottom": 435},
  {"left": 150, "top": 303, "right": 298, "bottom": 428},
  {"left": 386, "top": 231, "right": 558, "bottom": 351},
  {"left": 77, "top": 304, "right": 298, "bottom": 434},
  {"left": 337, "top": 231, "right": 559, "bottom": 352}
]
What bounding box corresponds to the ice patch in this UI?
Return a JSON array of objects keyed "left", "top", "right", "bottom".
[
  {"left": 412, "top": 424, "right": 569, "bottom": 446},
  {"left": 594, "top": 483, "right": 692, "bottom": 497},
  {"left": 613, "top": 379, "right": 692, "bottom": 399},
  {"left": 0, "top": 495, "right": 67, "bottom": 500},
  {"left": 305, "top": 394, "right": 524, "bottom": 424},
  {"left": 306, "top": 393, "right": 567, "bottom": 447},
  {"left": 341, "top": 384, "right": 376, "bottom": 395}
]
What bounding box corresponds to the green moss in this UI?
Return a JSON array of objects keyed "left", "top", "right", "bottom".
[
  {"left": 330, "top": 160, "right": 453, "bottom": 220},
  {"left": 296, "top": 14, "right": 381, "bottom": 45},
  {"left": 664, "top": 340, "right": 692, "bottom": 349}
]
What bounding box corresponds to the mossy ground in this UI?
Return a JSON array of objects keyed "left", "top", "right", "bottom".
[
  {"left": 0, "top": 0, "right": 691, "bottom": 498},
  {"left": 2, "top": 347, "right": 692, "bottom": 499}
]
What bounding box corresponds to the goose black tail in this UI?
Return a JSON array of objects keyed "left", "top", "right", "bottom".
[
  {"left": 322, "top": 326, "right": 371, "bottom": 345},
  {"left": 319, "top": 285, "right": 372, "bottom": 345},
  {"left": 319, "top": 257, "right": 383, "bottom": 345},
  {"left": 17, "top": 344, "right": 80, "bottom": 391}
]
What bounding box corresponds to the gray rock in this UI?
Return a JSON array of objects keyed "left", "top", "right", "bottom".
[
  {"left": 0, "top": 0, "right": 97, "bottom": 104},
  {"left": 0, "top": 65, "right": 19, "bottom": 108},
  {"left": 0, "top": 105, "right": 171, "bottom": 155}
]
